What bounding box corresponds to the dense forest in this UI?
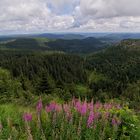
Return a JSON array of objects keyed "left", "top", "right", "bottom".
[
  {"left": 86, "top": 40, "right": 140, "bottom": 109},
  {"left": 0, "top": 38, "right": 140, "bottom": 110}
]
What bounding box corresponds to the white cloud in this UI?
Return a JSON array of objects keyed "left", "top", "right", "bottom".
[
  {"left": 77, "top": 0, "right": 140, "bottom": 18},
  {"left": 0, "top": 0, "right": 140, "bottom": 34},
  {"left": 46, "top": 0, "right": 79, "bottom": 14},
  {"left": 0, "top": 0, "right": 75, "bottom": 34},
  {"left": 72, "top": 0, "right": 140, "bottom": 32}
]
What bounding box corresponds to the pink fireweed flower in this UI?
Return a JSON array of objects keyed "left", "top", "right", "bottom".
[
  {"left": 87, "top": 111, "right": 95, "bottom": 128},
  {"left": 75, "top": 100, "right": 88, "bottom": 115},
  {"left": 80, "top": 102, "right": 87, "bottom": 116},
  {"left": 104, "top": 103, "right": 112, "bottom": 110},
  {"left": 36, "top": 98, "right": 43, "bottom": 113},
  {"left": 49, "top": 102, "right": 56, "bottom": 111},
  {"left": 104, "top": 112, "right": 110, "bottom": 119},
  {"left": 88, "top": 100, "right": 94, "bottom": 111},
  {"left": 55, "top": 104, "right": 62, "bottom": 112},
  {"left": 63, "top": 104, "right": 70, "bottom": 112},
  {"left": 63, "top": 104, "right": 72, "bottom": 121},
  {"left": 45, "top": 105, "right": 51, "bottom": 113},
  {"left": 112, "top": 117, "right": 121, "bottom": 126},
  {"left": 45, "top": 102, "right": 61, "bottom": 113},
  {"left": 94, "top": 112, "right": 101, "bottom": 120},
  {"left": 71, "top": 97, "right": 76, "bottom": 107},
  {"left": 23, "top": 113, "right": 32, "bottom": 122},
  {"left": 95, "top": 102, "right": 102, "bottom": 110},
  {"left": 75, "top": 100, "right": 81, "bottom": 113},
  {"left": 65, "top": 112, "right": 72, "bottom": 121},
  {"left": 115, "top": 104, "right": 121, "bottom": 110}
]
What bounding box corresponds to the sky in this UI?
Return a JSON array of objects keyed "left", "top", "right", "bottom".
[{"left": 0, "top": 0, "right": 140, "bottom": 35}]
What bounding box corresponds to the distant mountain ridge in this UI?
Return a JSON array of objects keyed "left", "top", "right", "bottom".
[
  {"left": 1, "top": 32, "right": 140, "bottom": 41},
  {"left": 46, "top": 37, "right": 106, "bottom": 53},
  {"left": 1, "top": 37, "right": 107, "bottom": 54},
  {"left": 99, "top": 33, "right": 140, "bottom": 43},
  {"left": 37, "top": 33, "right": 85, "bottom": 40}
]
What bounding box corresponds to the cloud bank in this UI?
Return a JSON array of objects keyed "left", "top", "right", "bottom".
[{"left": 0, "top": 0, "right": 140, "bottom": 34}]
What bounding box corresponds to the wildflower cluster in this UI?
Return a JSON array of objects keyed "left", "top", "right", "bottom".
[
  {"left": 23, "top": 98, "right": 123, "bottom": 139},
  {"left": 0, "top": 98, "right": 139, "bottom": 140}
]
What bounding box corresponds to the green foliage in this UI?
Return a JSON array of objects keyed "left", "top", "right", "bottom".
[
  {"left": 0, "top": 68, "right": 23, "bottom": 102},
  {"left": 0, "top": 51, "right": 87, "bottom": 97},
  {"left": 74, "top": 84, "right": 91, "bottom": 99},
  {"left": 36, "top": 71, "right": 56, "bottom": 94},
  {"left": 86, "top": 40, "right": 140, "bottom": 95},
  {"left": 88, "top": 71, "right": 107, "bottom": 84},
  {"left": 122, "top": 81, "right": 140, "bottom": 110}
]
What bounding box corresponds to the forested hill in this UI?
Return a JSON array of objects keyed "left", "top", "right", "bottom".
[
  {"left": 0, "top": 37, "right": 107, "bottom": 54},
  {"left": 36, "top": 33, "right": 85, "bottom": 40},
  {"left": 46, "top": 37, "right": 106, "bottom": 53},
  {"left": 86, "top": 39, "right": 140, "bottom": 95},
  {"left": 5, "top": 38, "right": 43, "bottom": 50}
]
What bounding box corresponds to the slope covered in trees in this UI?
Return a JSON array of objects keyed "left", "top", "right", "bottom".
[
  {"left": 0, "top": 50, "right": 87, "bottom": 102},
  {"left": 1, "top": 37, "right": 107, "bottom": 54},
  {"left": 85, "top": 39, "right": 140, "bottom": 108},
  {"left": 46, "top": 37, "right": 106, "bottom": 53}
]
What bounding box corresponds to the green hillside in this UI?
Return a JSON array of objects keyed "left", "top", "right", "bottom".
[
  {"left": 85, "top": 39, "right": 140, "bottom": 108},
  {"left": 1, "top": 37, "right": 107, "bottom": 54}
]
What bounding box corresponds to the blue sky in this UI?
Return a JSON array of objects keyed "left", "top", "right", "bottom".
[{"left": 0, "top": 0, "right": 140, "bottom": 35}]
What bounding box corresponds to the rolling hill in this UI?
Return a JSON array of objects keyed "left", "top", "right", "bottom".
[
  {"left": 86, "top": 39, "right": 140, "bottom": 94},
  {"left": 1, "top": 37, "right": 107, "bottom": 54}
]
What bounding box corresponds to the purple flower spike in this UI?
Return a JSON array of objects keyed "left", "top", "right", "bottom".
[
  {"left": 112, "top": 117, "right": 121, "bottom": 126},
  {"left": 80, "top": 102, "right": 87, "bottom": 116},
  {"left": 87, "top": 111, "right": 94, "bottom": 128},
  {"left": 88, "top": 100, "right": 94, "bottom": 111},
  {"left": 46, "top": 102, "right": 59, "bottom": 113},
  {"left": 23, "top": 113, "right": 32, "bottom": 122},
  {"left": 75, "top": 100, "right": 81, "bottom": 113},
  {"left": 36, "top": 98, "right": 43, "bottom": 113}
]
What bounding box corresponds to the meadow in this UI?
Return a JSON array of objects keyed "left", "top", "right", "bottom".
[{"left": 0, "top": 98, "right": 140, "bottom": 140}]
